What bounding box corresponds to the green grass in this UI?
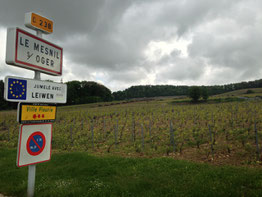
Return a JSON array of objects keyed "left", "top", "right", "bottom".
[{"left": 1, "top": 148, "right": 262, "bottom": 197}]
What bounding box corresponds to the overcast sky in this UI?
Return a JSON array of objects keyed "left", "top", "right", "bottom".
[{"left": 0, "top": 0, "right": 261, "bottom": 91}]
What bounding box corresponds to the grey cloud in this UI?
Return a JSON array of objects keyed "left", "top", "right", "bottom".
[
  {"left": 188, "top": 23, "right": 262, "bottom": 80},
  {"left": 62, "top": 0, "right": 245, "bottom": 74},
  {"left": 155, "top": 51, "right": 206, "bottom": 83},
  {"left": 0, "top": 0, "right": 262, "bottom": 91},
  {"left": 153, "top": 0, "right": 241, "bottom": 36},
  {"left": 0, "top": 0, "right": 106, "bottom": 35},
  {"left": 108, "top": 67, "right": 149, "bottom": 84}
]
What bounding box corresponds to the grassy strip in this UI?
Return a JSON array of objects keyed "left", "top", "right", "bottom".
[{"left": 1, "top": 148, "right": 262, "bottom": 197}]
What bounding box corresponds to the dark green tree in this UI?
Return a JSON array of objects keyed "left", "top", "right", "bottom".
[
  {"left": 201, "top": 87, "right": 209, "bottom": 101},
  {"left": 189, "top": 86, "right": 201, "bottom": 102},
  {"left": 66, "top": 80, "right": 112, "bottom": 105},
  {"left": 246, "top": 89, "right": 254, "bottom": 94},
  {"left": 0, "top": 80, "right": 8, "bottom": 110},
  {"left": 66, "top": 81, "right": 82, "bottom": 105},
  {"left": 113, "top": 91, "right": 126, "bottom": 100}
]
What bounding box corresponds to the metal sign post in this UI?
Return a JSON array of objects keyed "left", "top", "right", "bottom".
[
  {"left": 27, "top": 164, "right": 36, "bottom": 197},
  {"left": 28, "top": 30, "right": 42, "bottom": 197}
]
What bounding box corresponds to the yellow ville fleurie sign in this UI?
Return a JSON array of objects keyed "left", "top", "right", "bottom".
[{"left": 19, "top": 103, "right": 56, "bottom": 124}]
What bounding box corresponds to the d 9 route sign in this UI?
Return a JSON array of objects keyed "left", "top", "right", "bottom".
[
  {"left": 6, "top": 27, "right": 62, "bottom": 76},
  {"left": 25, "top": 12, "right": 53, "bottom": 34}
]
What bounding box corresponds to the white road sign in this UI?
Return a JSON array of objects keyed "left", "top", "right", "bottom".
[
  {"left": 4, "top": 76, "right": 67, "bottom": 103},
  {"left": 6, "top": 27, "right": 63, "bottom": 76},
  {"left": 17, "top": 123, "right": 52, "bottom": 167}
]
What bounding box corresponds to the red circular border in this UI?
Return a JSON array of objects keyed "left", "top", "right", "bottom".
[{"left": 26, "top": 131, "right": 46, "bottom": 156}]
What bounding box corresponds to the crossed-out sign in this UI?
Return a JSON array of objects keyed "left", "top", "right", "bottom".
[{"left": 17, "top": 123, "right": 52, "bottom": 167}]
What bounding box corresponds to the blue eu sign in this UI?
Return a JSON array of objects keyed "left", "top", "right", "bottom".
[{"left": 7, "top": 78, "right": 27, "bottom": 100}]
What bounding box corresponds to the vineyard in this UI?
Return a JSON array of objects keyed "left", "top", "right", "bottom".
[{"left": 1, "top": 98, "right": 262, "bottom": 166}]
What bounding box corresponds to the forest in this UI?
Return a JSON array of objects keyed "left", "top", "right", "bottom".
[{"left": 113, "top": 79, "right": 262, "bottom": 100}]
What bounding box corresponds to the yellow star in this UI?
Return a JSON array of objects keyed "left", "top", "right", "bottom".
[
  {"left": 19, "top": 95, "right": 22, "bottom": 97},
  {"left": 22, "top": 85, "right": 24, "bottom": 87},
  {"left": 10, "top": 91, "right": 13, "bottom": 94},
  {"left": 13, "top": 81, "right": 15, "bottom": 84},
  {"left": 16, "top": 96, "right": 18, "bottom": 98},
  {"left": 12, "top": 94, "right": 15, "bottom": 97},
  {"left": 9, "top": 88, "right": 12, "bottom": 90},
  {"left": 22, "top": 92, "right": 24, "bottom": 95},
  {"left": 20, "top": 82, "right": 22, "bottom": 85},
  {"left": 16, "top": 81, "right": 19, "bottom": 83},
  {"left": 23, "top": 89, "right": 25, "bottom": 91},
  {"left": 10, "top": 84, "right": 13, "bottom": 86}
]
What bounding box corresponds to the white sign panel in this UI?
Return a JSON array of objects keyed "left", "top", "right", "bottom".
[
  {"left": 4, "top": 76, "right": 67, "bottom": 103},
  {"left": 17, "top": 123, "right": 52, "bottom": 167},
  {"left": 6, "top": 27, "right": 62, "bottom": 76}
]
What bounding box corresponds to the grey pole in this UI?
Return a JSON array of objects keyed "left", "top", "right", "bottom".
[
  {"left": 27, "top": 164, "right": 36, "bottom": 197},
  {"left": 27, "top": 30, "right": 42, "bottom": 197},
  {"left": 34, "top": 30, "right": 42, "bottom": 80}
]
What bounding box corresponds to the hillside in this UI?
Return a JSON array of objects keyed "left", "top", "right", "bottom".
[{"left": 214, "top": 88, "right": 262, "bottom": 97}]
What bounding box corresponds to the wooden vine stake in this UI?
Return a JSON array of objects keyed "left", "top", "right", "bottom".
[
  {"left": 208, "top": 124, "right": 214, "bottom": 159},
  {"left": 170, "top": 120, "right": 175, "bottom": 153},
  {"left": 255, "top": 121, "right": 260, "bottom": 161},
  {"left": 114, "top": 120, "right": 118, "bottom": 146},
  {"left": 141, "top": 124, "right": 144, "bottom": 151},
  {"left": 91, "top": 120, "right": 94, "bottom": 149}
]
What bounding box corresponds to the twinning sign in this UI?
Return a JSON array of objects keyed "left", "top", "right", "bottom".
[{"left": 4, "top": 76, "right": 67, "bottom": 103}]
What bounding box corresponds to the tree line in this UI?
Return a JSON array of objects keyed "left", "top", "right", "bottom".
[
  {"left": 113, "top": 79, "right": 262, "bottom": 100},
  {"left": 0, "top": 78, "right": 262, "bottom": 110}
]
